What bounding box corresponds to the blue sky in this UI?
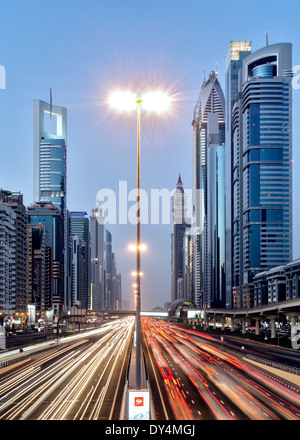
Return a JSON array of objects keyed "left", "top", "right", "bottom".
[{"left": 0, "top": 0, "right": 300, "bottom": 309}]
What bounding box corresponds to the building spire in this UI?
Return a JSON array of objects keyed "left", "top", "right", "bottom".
[
  {"left": 177, "top": 173, "right": 183, "bottom": 186},
  {"left": 265, "top": 31, "right": 268, "bottom": 47}
]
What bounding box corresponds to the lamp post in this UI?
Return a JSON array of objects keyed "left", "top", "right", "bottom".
[{"left": 109, "top": 90, "right": 170, "bottom": 390}]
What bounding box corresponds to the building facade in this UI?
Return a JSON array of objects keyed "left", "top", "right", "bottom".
[
  {"left": 69, "top": 211, "right": 91, "bottom": 310},
  {"left": 225, "top": 41, "right": 252, "bottom": 308},
  {"left": 34, "top": 99, "right": 68, "bottom": 312},
  {"left": 34, "top": 100, "right": 67, "bottom": 216},
  {"left": 192, "top": 71, "right": 225, "bottom": 308},
  {"left": 171, "top": 175, "right": 190, "bottom": 303},
  {"left": 90, "top": 204, "right": 105, "bottom": 311},
  {"left": 232, "top": 42, "right": 293, "bottom": 308},
  {"left": 27, "top": 202, "right": 64, "bottom": 317},
  {"left": 206, "top": 114, "right": 226, "bottom": 307},
  {"left": 27, "top": 223, "right": 45, "bottom": 320},
  {"left": 0, "top": 190, "right": 28, "bottom": 322},
  {"left": 0, "top": 204, "right": 16, "bottom": 325},
  {"left": 253, "top": 259, "right": 300, "bottom": 307}
]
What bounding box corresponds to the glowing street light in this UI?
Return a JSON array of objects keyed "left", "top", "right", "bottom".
[
  {"left": 109, "top": 88, "right": 170, "bottom": 390},
  {"left": 131, "top": 271, "right": 144, "bottom": 277},
  {"left": 109, "top": 90, "right": 171, "bottom": 114},
  {"left": 128, "top": 243, "right": 147, "bottom": 252}
]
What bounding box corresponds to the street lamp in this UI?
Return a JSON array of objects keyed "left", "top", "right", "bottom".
[{"left": 109, "top": 90, "right": 170, "bottom": 389}]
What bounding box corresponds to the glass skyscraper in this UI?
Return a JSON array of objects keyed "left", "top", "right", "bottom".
[
  {"left": 90, "top": 204, "right": 105, "bottom": 311},
  {"left": 206, "top": 114, "right": 226, "bottom": 307},
  {"left": 225, "top": 41, "right": 252, "bottom": 308},
  {"left": 232, "top": 42, "right": 293, "bottom": 308},
  {"left": 34, "top": 99, "right": 67, "bottom": 312},
  {"left": 69, "top": 212, "right": 91, "bottom": 310},
  {"left": 192, "top": 71, "right": 225, "bottom": 308},
  {"left": 34, "top": 100, "right": 67, "bottom": 217},
  {"left": 171, "top": 175, "right": 190, "bottom": 303},
  {"left": 27, "top": 202, "right": 64, "bottom": 316}
]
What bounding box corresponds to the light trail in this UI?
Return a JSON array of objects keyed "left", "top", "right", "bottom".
[
  {"left": 142, "top": 318, "right": 300, "bottom": 420},
  {"left": 0, "top": 317, "right": 134, "bottom": 420}
]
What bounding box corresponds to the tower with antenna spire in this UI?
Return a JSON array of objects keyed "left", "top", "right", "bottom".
[{"left": 171, "top": 174, "right": 190, "bottom": 302}]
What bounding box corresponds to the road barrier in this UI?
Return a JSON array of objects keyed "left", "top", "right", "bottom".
[
  {"left": 246, "top": 354, "right": 300, "bottom": 376},
  {"left": 0, "top": 353, "right": 30, "bottom": 369}
]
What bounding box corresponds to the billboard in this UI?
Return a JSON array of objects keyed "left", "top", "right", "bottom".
[
  {"left": 127, "top": 390, "right": 150, "bottom": 420},
  {"left": 187, "top": 310, "right": 204, "bottom": 319}
]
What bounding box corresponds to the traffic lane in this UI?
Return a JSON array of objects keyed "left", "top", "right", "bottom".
[
  {"left": 144, "top": 319, "right": 300, "bottom": 420},
  {"left": 142, "top": 334, "right": 173, "bottom": 420},
  {"left": 171, "top": 326, "right": 300, "bottom": 418},
  {"left": 179, "top": 328, "right": 300, "bottom": 368},
  {"left": 0, "top": 318, "right": 134, "bottom": 420}
]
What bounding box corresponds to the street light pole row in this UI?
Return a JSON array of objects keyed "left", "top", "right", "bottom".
[
  {"left": 109, "top": 90, "right": 171, "bottom": 390},
  {"left": 136, "top": 98, "right": 142, "bottom": 389}
]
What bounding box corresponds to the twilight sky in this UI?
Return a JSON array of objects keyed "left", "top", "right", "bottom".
[{"left": 0, "top": 0, "right": 300, "bottom": 309}]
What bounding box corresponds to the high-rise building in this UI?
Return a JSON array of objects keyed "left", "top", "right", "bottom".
[
  {"left": 71, "top": 235, "right": 81, "bottom": 308},
  {"left": 27, "top": 202, "right": 64, "bottom": 317},
  {"left": 171, "top": 175, "right": 190, "bottom": 302},
  {"left": 34, "top": 99, "right": 67, "bottom": 311},
  {"left": 231, "top": 42, "right": 293, "bottom": 308},
  {"left": 90, "top": 204, "right": 105, "bottom": 311},
  {"left": 206, "top": 114, "right": 226, "bottom": 307},
  {"left": 0, "top": 204, "right": 16, "bottom": 325},
  {"left": 33, "top": 100, "right": 67, "bottom": 216},
  {"left": 192, "top": 71, "right": 225, "bottom": 308},
  {"left": 113, "top": 272, "right": 122, "bottom": 310},
  {"left": 69, "top": 212, "right": 91, "bottom": 310},
  {"left": 27, "top": 223, "right": 45, "bottom": 319},
  {"left": 183, "top": 229, "right": 194, "bottom": 302},
  {"left": 111, "top": 252, "right": 122, "bottom": 310},
  {"left": 65, "top": 210, "right": 73, "bottom": 308},
  {"left": 104, "top": 228, "right": 113, "bottom": 309},
  {"left": 0, "top": 190, "right": 28, "bottom": 317},
  {"left": 225, "top": 41, "right": 252, "bottom": 308}
]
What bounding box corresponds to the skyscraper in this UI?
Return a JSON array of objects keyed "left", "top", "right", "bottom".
[
  {"left": 0, "top": 190, "right": 28, "bottom": 317},
  {"left": 225, "top": 41, "right": 252, "bottom": 308},
  {"left": 90, "top": 204, "right": 105, "bottom": 311},
  {"left": 34, "top": 100, "right": 67, "bottom": 216},
  {"left": 104, "top": 228, "right": 115, "bottom": 309},
  {"left": 231, "top": 42, "right": 293, "bottom": 308},
  {"left": 27, "top": 202, "right": 64, "bottom": 317},
  {"left": 69, "top": 212, "right": 91, "bottom": 310},
  {"left": 171, "top": 175, "right": 190, "bottom": 302},
  {"left": 34, "top": 99, "right": 68, "bottom": 311},
  {"left": 27, "top": 223, "right": 45, "bottom": 319},
  {"left": 0, "top": 204, "right": 16, "bottom": 325},
  {"left": 192, "top": 71, "right": 225, "bottom": 308},
  {"left": 206, "top": 114, "right": 226, "bottom": 307}
]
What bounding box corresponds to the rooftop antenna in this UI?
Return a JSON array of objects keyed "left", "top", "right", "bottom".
[
  {"left": 265, "top": 31, "right": 269, "bottom": 47},
  {"left": 215, "top": 62, "right": 218, "bottom": 78}
]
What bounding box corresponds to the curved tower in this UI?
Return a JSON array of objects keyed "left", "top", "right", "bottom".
[{"left": 192, "top": 71, "right": 225, "bottom": 308}]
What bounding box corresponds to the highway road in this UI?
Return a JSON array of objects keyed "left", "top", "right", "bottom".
[
  {"left": 0, "top": 317, "right": 134, "bottom": 420},
  {"left": 142, "top": 318, "right": 300, "bottom": 420}
]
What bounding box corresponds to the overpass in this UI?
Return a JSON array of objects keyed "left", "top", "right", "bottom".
[{"left": 182, "top": 299, "right": 300, "bottom": 340}]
